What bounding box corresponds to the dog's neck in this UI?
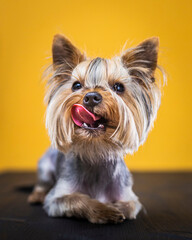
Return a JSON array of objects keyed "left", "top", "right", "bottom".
[{"left": 71, "top": 139, "right": 124, "bottom": 165}]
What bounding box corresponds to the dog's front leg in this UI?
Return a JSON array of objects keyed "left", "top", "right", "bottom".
[
  {"left": 110, "top": 186, "right": 142, "bottom": 219},
  {"left": 44, "top": 181, "right": 125, "bottom": 224}
]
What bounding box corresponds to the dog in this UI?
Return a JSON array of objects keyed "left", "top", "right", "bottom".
[{"left": 28, "top": 34, "right": 164, "bottom": 224}]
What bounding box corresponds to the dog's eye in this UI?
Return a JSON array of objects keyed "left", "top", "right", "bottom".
[
  {"left": 113, "top": 82, "right": 125, "bottom": 93},
  {"left": 72, "top": 81, "right": 82, "bottom": 91}
]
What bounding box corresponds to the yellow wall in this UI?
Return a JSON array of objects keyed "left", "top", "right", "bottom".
[{"left": 0, "top": 0, "right": 192, "bottom": 171}]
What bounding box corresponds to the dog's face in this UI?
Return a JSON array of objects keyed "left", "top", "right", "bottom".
[{"left": 45, "top": 35, "right": 162, "bottom": 159}]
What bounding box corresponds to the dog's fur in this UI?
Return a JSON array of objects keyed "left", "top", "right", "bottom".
[{"left": 28, "top": 35, "right": 164, "bottom": 224}]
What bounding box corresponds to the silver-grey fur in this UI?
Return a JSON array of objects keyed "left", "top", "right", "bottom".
[{"left": 36, "top": 147, "right": 141, "bottom": 218}]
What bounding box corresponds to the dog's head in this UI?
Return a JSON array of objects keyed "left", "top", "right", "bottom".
[{"left": 45, "top": 35, "right": 163, "bottom": 161}]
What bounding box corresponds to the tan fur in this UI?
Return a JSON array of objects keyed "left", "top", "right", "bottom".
[
  {"left": 45, "top": 55, "right": 162, "bottom": 156},
  {"left": 111, "top": 201, "right": 138, "bottom": 219},
  {"left": 28, "top": 188, "right": 47, "bottom": 204},
  {"left": 53, "top": 192, "right": 125, "bottom": 224}
]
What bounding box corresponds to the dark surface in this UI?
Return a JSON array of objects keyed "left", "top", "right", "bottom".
[{"left": 0, "top": 172, "right": 192, "bottom": 240}]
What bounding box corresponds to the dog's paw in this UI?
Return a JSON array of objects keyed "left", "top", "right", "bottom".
[
  {"left": 28, "top": 189, "right": 46, "bottom": 204},
  {"left": 87, "top": 201, "right": 125, "bottom": 224},
  {"left": 112, "top": 200, "right": 142, "bottom": 219}
]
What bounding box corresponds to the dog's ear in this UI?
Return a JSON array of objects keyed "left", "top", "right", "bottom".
[
  {"left": 121, "top": 37, "right": 159, "bottom": 80},
  {"left": 52, "top": 34, "right": 85, "bottom": 70}
]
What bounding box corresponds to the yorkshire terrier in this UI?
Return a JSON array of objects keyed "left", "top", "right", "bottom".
[{"left": 28, "top": 34, "right": 164, "bottom": 224}]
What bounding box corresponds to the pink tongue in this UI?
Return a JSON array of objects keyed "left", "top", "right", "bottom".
[{"left": 71, "top": 104, "right": 101, "bottom": 127}]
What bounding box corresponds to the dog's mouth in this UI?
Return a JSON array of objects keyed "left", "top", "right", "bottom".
[{"left": 71, "top": 104, "right": 107, "bottom": 130}]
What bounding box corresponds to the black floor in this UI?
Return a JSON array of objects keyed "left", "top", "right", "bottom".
[{"left": 0, "top": 172, "right": 192, "bottom": 240}]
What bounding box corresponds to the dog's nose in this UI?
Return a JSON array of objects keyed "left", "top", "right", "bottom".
[{"left": 83, "top": 92, "right": 102, "bottom": 107}]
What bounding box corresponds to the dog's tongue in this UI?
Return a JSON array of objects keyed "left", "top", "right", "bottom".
[{"left": 71, "top": 104, "right": 101, "bottom": 127}]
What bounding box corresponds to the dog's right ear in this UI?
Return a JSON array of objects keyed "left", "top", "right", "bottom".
[{"left": 52, "top": 34, "right": 86, "bottom": 70}]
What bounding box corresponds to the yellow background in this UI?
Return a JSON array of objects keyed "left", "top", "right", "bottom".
[{"left": 0, "top": 0, "right": 192, "bottom": 171}]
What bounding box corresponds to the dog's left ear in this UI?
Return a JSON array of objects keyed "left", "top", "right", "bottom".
[
  {"left": 52, "top": 34, "right": 86, "bottom": 71},
  {"left": 121, "top": 37, "right": 159, "bottom": 79}
]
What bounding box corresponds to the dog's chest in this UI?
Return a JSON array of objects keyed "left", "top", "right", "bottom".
[
  {"left": 78, "top": 165, "right": 118, "bottom": 202},
  {"left": 62, "top": 156, "right": 131, "bottom": 203}
]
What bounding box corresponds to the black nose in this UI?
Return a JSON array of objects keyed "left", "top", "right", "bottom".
[{"left": 83, "top": 92, "right": 102, "bottom": 107}]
